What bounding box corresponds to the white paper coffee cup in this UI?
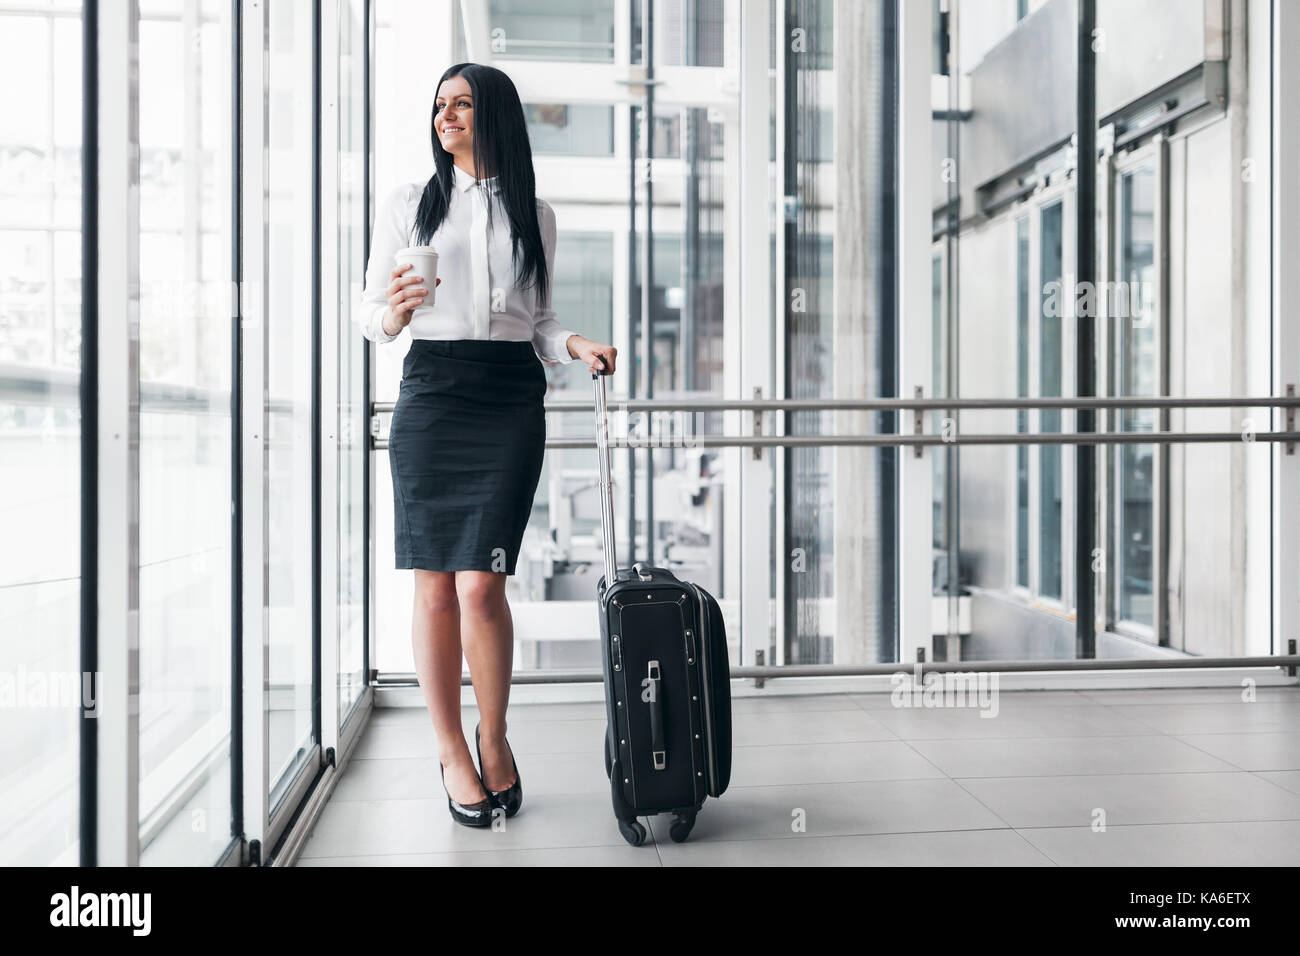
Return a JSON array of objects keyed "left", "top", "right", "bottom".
[{"left": 394, "top": 246, "right": 439, "bottom": 306}]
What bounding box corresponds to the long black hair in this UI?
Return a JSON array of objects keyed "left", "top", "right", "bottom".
[{"left": 412, "top": 62, "right": 548, "bottom": 305}]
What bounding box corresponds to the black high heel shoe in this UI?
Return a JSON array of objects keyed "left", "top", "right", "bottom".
[
  {"left": 439, "top": 759, "right": 495, "bottom": 828},
  {"left": 476, "top": 722, "right": 523, "bottom": 818}
]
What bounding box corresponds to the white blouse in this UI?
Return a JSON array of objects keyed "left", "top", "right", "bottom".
[{"left": 354, "top": 163, "right": 579, "bottom": 365}]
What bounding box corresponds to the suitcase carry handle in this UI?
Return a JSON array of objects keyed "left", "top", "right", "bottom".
[
  {"left": 593, "top": 367, "right": 618, "bottom": 590},
  {"left": 646, "top": 660, "right": 666, "bottom": 770}
]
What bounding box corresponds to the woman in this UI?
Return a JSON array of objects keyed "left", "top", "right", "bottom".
[{"left": 355, "top": 62, "right": 617, "bottom": 827}]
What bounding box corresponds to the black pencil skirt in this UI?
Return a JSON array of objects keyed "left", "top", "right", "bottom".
[{"left": 389, "top": 338, "right": 547, "bottom": 574}]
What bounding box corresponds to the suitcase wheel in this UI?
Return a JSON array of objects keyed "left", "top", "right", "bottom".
[
  {"left": 668, "top": 810, "right": 697, "bottom": 843},
  {"left": 618, "top": 819, "right": 647, "bottom": 847}
]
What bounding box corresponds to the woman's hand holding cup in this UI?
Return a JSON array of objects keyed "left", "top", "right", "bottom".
[{"left": 381, "top": 262, "right": 440, "bottom": 337}]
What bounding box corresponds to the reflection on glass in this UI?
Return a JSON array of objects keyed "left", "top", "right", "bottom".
[
  {"left": 1038, "top": 201, "right": 1063, "bottom": 601},
  {"left": 0, "top": 0, "right": 83, "bottom": 867},
  {"left": 525, "top": 104, "right": 614, "bottom": 157},
  {"left": 267, "top": 0, "right": 316, "bottom": 807},
  {"left": 1115, "top": 166, "right": 1155, "bottom": 628},
  {"left": 489, "top": 0, "right": 616, "bottom": 62},
  {"left": 640, "top": 0, "right": 726, "bottom": 67}
]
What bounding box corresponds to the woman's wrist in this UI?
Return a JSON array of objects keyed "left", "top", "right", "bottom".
[{"left": 565, "top": 333, "right": 583, "bottom": 358}]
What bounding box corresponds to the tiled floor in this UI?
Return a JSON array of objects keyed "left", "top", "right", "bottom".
[{"left": 296, "top": 685, "right": 1300, "bottom": 866}]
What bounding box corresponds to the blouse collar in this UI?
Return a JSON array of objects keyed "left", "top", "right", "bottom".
[{"left": 452, "top": 163, "right": 500, "bottom": 194}]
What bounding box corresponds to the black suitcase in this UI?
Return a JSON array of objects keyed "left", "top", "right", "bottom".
[{"left": 591, "top": 368, "right": 732, "bottom": 846}]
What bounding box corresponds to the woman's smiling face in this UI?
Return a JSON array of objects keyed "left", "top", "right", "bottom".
[{"left": 435, "top": 75, "right": 474, "bottom": 154}]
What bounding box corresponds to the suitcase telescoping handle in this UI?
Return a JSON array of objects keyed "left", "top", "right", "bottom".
[{"left": 593, "top": 367, "right": 617, "bottom": 590}]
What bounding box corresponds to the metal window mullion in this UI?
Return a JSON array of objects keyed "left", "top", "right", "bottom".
[
  {"left": 229, "top": 0, "right": 244, "bottom": 848},
  {"left": 641, "top": 0, "right": 655, "bottom": 566},
  {"left": 1097, "top": 142, "right": 1114, "bottom": 633},
  {"left": 738, "top": 0, "right": 773, "bottom": 671},
  {"left": 1028, "top": 202, "right": 1041, "bottom": 600},
  {"left": 771, "top": 0, "right": 788, "bottom": 667},
  {"left": 1274, "top": 0, "right": 1300, "bottom": 664},
  {"left": 720, "top": 0, "right": 744, "bottom": 640},
  {"left": 239, "top": 0, "right": 270, "bottom": 862},
  {"left": 1154, "top": 133, "right": 1171, "bottom": 647},
  {"left": 1062, "top": 188, "right": 1077, "bottom": 619},
  {"left": 306, "top": 0, "right": 323, "bottom": 761},
  {"left": 604, "top": 0, "right": 631, "bottom": 589},
  {"left": 1074, "top": 0, "right": 1097, "bottom": 657},
  {"left": 942, "top": 0, "right": 962, "bottom": 658},
  {"left": 319, "top": 0, "right": 340, "bottom": 757},
  {"left": 626, "top": 95, "right": 638, "bottom": 577},
  {"left": 95, "top": 0, "right": 141, "bottom": 868},
  {"left": 362, "top": 0, "right": 373, "bottom": 694},
  {"left": 1006, "top": 231, "right": 1019, "bottom": 591},
  {"left": 898, "top": 0, "right": 932, "bottom": 665}
]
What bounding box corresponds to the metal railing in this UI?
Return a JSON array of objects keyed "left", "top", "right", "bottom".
[
  {"left": 374, "top": 653, "right": 1300, "bottom": 685},
  {"left": 373, "top": 393, "right": 1300, "bottom": 413},
  {"left": 369, "top": 391, "right": 1300, "bottom": 452}
]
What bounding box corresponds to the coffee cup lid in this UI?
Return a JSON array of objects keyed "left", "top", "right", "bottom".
[{"left": 397, "top": 245, "right": 438, "bottom": 255}]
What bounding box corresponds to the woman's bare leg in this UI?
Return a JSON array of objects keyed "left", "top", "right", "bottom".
[
  {"left": 456, "top": 570, "right": 516, "bottom": 790},
  {"left": 412, "top": 569, "right": 488, "bottom": 804}
]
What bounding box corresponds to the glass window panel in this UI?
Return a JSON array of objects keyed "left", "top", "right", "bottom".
[
  {"left": 931, "top": 252, "right": 945, "bottom": 551},
  {"left": 0, "top": 0, "right": 82, "bottom": 867},
  {"left": 136, "top": 0, "right": 234, "bottom": 866},
  {"left": 1015, "top": 215, "right": 1029, "bottom": 589},
  {"left": 780, "top": 0, "right": 894, "bottom": 666},
  {"left": 1114, "top": 165, "right": 1156, "bottom": 628},
  {"left": 1038, "top": 200, "right": 1063, "bottom": 601},
  {"left": 266, "top": 0, "right": 316, "bottom": 809}
]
